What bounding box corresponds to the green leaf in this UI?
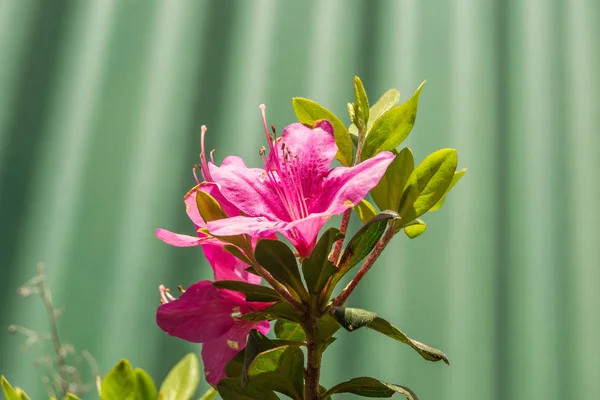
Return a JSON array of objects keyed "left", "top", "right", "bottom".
[
  {"left": 371, "top": 147, "right": 414, "bottom": 212},
  {"left": 134, "top": 368, "right": 157, "bottom": 400},
  {"left": 353, "top": 76, "right": 370, "bottom": 131},
  {"left": 224, "top": 244, "right": 253, "bottom": 265},
  {"left": 2, "top": 376, "right": 21, "bottom": 400},
  {"left": 247, "top": 345, "right": 304, "bottom": 399},
  {"left": 315, "top": 313, "right": 342, "bottom": 349},
  {"left": 350, "top": 88, "right": 401, "bottom": 145},
  {"left": 338, "top": 211, "right": 399, "bottom": 273},
  {"left": 333, "top": 307, "right": 377, "bottom": 331},
  {"left": 302, "top": 228, "right": 344, "bottom": 294},
  {"left": 217, "top": 378, "right": 279, "bottom": 400},
  {"left": 255, "top": 239, "right": 308, "bottom": 300},
  {"left": 362, "top": 82, "right": 425, "bottom": 160},
  {"left": 274, "top": 320, "right": 306, "bottom": 341},
  {"left": 429, "top": 168, "right": 467, "bottom": 211},
  {"left": 158, "top": 353, "right": 200, "bottom": 400},
  {"left": 213, "top": 280, "right": 281, "bottom": 302},
  {"left": 240, "top": 302, "right": 301, "bottom": 323},
  {"left": 292, "top": 97, "right": 353, "bottom": 166},
  {"left": 66, "top": 394, "right": 82, "bottom": 400},
  {"left": 198, "top": 388, "right": 217, "bottom": 400},
  {"left": 403, "top": 220, "right": 426, "bottom": 239},
  {"left": 399, "top": 148, "right": 458, "bottom": 222},
  {"left": 226, "top": 332, "right": 277, "bottom": 379},
  {"left": 101, "top": 360, "right": 137, "bottom": 400},
  {"left": 324, "top": 377, "right": 418, "bottom": 399},
  {"left": 353, "top": 199, "right": 377, "bottom": 224},
  {"left": 195, "top": 189, "right": 227, "bottom": 222},
  {"left": 367, "top": 317, "right": 449, "bottom": 364}
]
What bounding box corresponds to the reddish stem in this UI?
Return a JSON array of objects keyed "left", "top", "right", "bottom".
[{"left": 333, "top": 227, "right": 395, "bottom": 306}]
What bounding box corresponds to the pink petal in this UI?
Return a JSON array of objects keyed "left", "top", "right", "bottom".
[
  {"left": 202, "top": 244, "right": 261, "bottom": 285},
  {"left": 276, "top": 122, "right": 337, "bottom": 200},
  {"left": 208, "top": 162, "right": 290, "bottom": 221},
  {"left": 315, "top": 151, "right": 395, "bottom": 215},
  {"left": 280, "top": 214, "right": 331, "bottom": 257},
  {"left": 156, "top": 281, "right": 249, "bottom": 343},
  {"left": 201, "top": 319, "right": 271, "bottom": 387},
  {"left": 206, "top": 216, "right": 287, "bottom": 238},
  {"left": 156, "top": 229, "right": 204, "bottom": 247}
]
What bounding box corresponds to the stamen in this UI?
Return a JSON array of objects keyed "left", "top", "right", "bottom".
[
  {"left": 199, "top": 125, "right": 214, "bottom": 182},
  {"left": 159, "top": 285, "right": 170, "bottom": 304},
  {"left": 177, "top": 285, "right": 186, "bottom": 293},
  {"left": 192, "top": 164, "right": 200, "bottom": 184},
  {"left": 271, "top": 124, "right": 277, "bottom": 136}
]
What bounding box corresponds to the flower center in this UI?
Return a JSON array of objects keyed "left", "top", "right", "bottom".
[{"left": 259, "top": 104, "right": 309, "bottom": 221}]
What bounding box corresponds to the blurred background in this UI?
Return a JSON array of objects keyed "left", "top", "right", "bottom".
[{"left": 0, "top": 0, "right": 599, "bottom": 399}]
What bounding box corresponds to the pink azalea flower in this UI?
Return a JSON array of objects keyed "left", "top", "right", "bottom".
[
  {"left": 205, "top": 105, "right": 395, "bottom": 257},
  {"left": 157, "top": 282, "right": 270, "bottom": 386}
]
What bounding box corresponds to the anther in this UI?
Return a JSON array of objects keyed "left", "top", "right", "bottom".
[
  {"left": 271, "top": 124, "right": 277, "bottom": 135},
  {"left": 177, "top": 285, "right": 186, "bottom": 293}
]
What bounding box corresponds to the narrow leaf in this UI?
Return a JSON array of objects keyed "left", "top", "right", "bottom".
[
  {"left": 367, "top": 317, "right": 449, "bottom": 364},
  {"left": 240, "top": 302, "right": 302, "bottom": 323},
  {"left": 315, "top": 313, "right": 342, "bottom": 347},
  {"left": 1, "top": 376, "right": 21, "bottom": 400},
  {"left": 353, "top": 199, "right": 377, "bottom": 224},
  {"left": 198, "top": 388, "right": 217, "bottom": 400},
  {"left": 362, "top": 81, "right": 425, "bottom": 160},
  {"left": 353, "top": 76, "right": 370, "bottom": 131},
  {"left": 350, "top": 88, "right": 401, "bottom": 145},
  {"left": 226, "top": 332, "right": 277, "bottom": 379},
  {"left": 338, "top": 211, "right": 399, "bottom": 273},
  {"left": 371, "top": 147, "right": 414, "bottom": 212},
  {"left": 324, "top": 377, "right": 418, "bottom": 400},
  {"left": 293, "top": 97, "right": 353, "bottom": 166},
  {"left": 255, "top": 239, "right": 307, "bottom": 300},
  {"left": 195, "top": 190, "right": 227, "bottom": 222},
  {"left": 213, "top": 280, "right": 281, "bottom": 302},
  {"left": 66, "top": 394, "right": 82, "bottom": 400},
  {"left": 403, "top": 220, "right": 426, "bottom": 239},
  {"left": 399, "top": 148, "right": 458, "bottom": 222},
  {"left": 302, "top": 228, "right": 344, "bottom": 294},
  {"left": 429, "top": 168, "right": 467, "bottom": 211},
  {"left": 158, "top": 353, "right": 200, "bottom": 400},
  {"left": 333, "top": 307, "right": 377, "bottom": 331},
  {"left": 275, "top": 320, "right": 306, "bottom": 341},
  {"left": 101, "top": 360, "right": 136, "bottom": 400},
  {"left": 134, "top": 368, "right": 157, "bottom": 400}
]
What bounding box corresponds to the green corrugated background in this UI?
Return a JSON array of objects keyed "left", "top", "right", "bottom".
[{"left": 1, "top": 1, "right": 599, "bottom": 399}]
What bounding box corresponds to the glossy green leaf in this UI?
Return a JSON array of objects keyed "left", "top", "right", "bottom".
[
  {"left": 195, "top": 189, "right": 227, "bottom": 222},
  {"left": 338, "top": 211, "right": 399, "bottom": 273},
  {"left": 213, "top": 280, "right": 281, "bottom": 302},
  {"left": 247, "top": 345, "right": 305, "bottom": 400},
  {"left": 353, "top": 76, "right": 369, "bottom": 131},
  {"left": 429, "top": 168, "right": 467, "bottom": 211},
  {"left": 353, "top": 199, "right": 377, "bottom": 224},
  {"left": 198, "top": 388, "right": 217, "bottom": 400},
  {"left": 226, "top": 331, "right": 277, "bottom": 379},
  {"left": 362, "top": 82, "right": 425, "bottom": 160},
  {"left": 315, "top": 313, "right": 342, "bottom": 349},
  {"left": 371, "top": 147, "right": 414, "bottom": 211},
  {"left": 274, "top": 320, "right": 306, "bottom": 341},
  {"left": 217, "top": 378, "right": 279, "bottom": 400},
  {"left": 101, "top": 360, "right": 137, "bottom": 400},
  {"left": 66, "top": 394, "right": 82, "bottom": 400},
  {"left": 367, "top": 317, "right": 449, "bottom": 364},
  {"left": 302, "top": 227, "right": 344, "bottom": 294},
  {"left": 399, "top": 148, "right": 458, "bottom": 222},
  {"left": 240, "top": 301, "right": 301, "bottom": 323},
  {"left": 350, "top": 88, "right": 401, "bottom": 145},
  {"left": 134, "top": 368, "right": 157, "bottom": 400},
  {"left": 292, "top": 97, "right": 353, "bottom": 166},
  {"left": 403, "top": 219, "right": 426, "bottom": 239},
  {"left": 158, "top": 353, "right": 200, "bottom": 400},
  {"left": 224, "top": 244, "right": 253, "bottom": 265},
  {"left": 1, "top": 376, "right": 21, "bottom": 400},
  {"left": 255, "top": 239, "right": 307, "bottom": 300},
  {"left": 323, "top": 377, "right": 418, "bottom": 400},
  {"left": 333, "top": 307, "right": 377, "bottom": 331}
]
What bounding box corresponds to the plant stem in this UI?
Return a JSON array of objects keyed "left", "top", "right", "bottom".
[
  {"left": 38, "top": 266, "right": 69, "bottom": 398},
  {"left": 303, "top": 303, "right": 321, "bottom": 400},
  {"left": 333, "top": 227, "right": 395, "bottom": 307}
]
